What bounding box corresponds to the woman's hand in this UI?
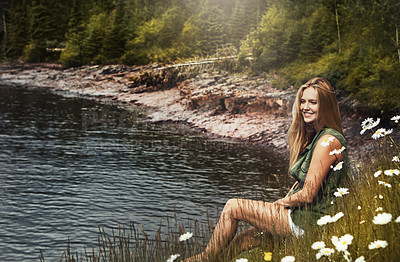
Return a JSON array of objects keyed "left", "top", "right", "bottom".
[
  {"left": 285, "top": 181, "right": 299, "bottom": 197},
  {"left": 274, "top": 198, "right": 288, "bottom": 207}
]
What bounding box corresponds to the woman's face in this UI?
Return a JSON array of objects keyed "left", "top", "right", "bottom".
[{"left": 300, "top": 87, "right": 319, "bottom": 125}]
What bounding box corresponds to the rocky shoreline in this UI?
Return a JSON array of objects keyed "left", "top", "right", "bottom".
[{"left": 0, "top": 63, "right": 368, "bottom": 161}]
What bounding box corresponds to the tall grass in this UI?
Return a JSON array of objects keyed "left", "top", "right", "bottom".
[
  {"left": 55, "top": 116, "right": 400, "bottom": 262},
  {"left": 55, "top": 210, "right": 217, "bottom": 262}
]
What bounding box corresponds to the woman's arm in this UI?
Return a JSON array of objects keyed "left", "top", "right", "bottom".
[{"left": 275, "top": 134, "right": 344, "bottom": 207}]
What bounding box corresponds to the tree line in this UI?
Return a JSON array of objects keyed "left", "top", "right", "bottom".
[
  {"left": 1, "top": 0, "right": 261, "bottom": 65},
  {"left": 1, "top": 0, "right": 399, "bottom": 111}
]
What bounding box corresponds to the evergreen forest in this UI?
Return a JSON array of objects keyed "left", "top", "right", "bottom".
[{"left": 1, "top": 0, "right": 400, "bottom": 111}]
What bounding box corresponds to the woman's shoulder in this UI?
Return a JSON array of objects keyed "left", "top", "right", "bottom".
[{"left": 319, "top": 127, "right": 347, "bottom": 144}]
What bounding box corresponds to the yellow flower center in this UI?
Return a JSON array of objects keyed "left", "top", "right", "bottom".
[{"left": 264, "top": 252, "right": 272, "bottom": 261}]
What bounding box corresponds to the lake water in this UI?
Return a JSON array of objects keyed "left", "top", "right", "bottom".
[{"left": 0, "top": 85, "right": 289, "bottom": 261}]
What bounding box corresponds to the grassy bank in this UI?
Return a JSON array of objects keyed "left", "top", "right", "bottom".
[{"left": 55, "top": 116, "right": 400, "bottom": 262}]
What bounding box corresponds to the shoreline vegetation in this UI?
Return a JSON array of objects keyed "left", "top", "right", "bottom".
[{"left": 1, "top": 62, "right": 400, "bottom": 261}]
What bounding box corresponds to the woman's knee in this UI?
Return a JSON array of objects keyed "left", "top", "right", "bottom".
[{"left": 223, "top": 198, "right": 240, "bottom": 214}]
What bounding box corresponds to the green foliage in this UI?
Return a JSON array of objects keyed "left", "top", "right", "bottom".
[
  {"left": 23, "top": 40, "right": 46, "bottom": 62},
  {"left": 59, "top": 37, "right": 83, "bottom": 67},
  {"left": 197, "top": 7, "right": 227, "bottom": 55},
  {"left": 2, "top": 0, "right": 400, "bottom": 111},
  {"left": 228, "top": 0, "right": 265, "bottom": 48},
  {"left": 81, "top": 12, "right": 110, "bottom": 64},
  {"left": 67, "top": 0, "right": 88, "bottom": 37},
  {"left": 244, "top": 5, "right": 298, "bottom": 72},
  {"left": 100, "top": 0, "right": 126, "bottom": 63},
  {"left": 29, "top": 0, "right": 51, "bottom": 41},
  {"left": 177, "top": 15, "right": 202, "bottom": 57},
  {"left": 242, "top": 0, "right": 400, "bottom": 112},
  {"left": 122, "top": 5, "right": 186, "bottom": 64},
  {"left": 4, "top": 1, "right": 29, "bottom": 58}
]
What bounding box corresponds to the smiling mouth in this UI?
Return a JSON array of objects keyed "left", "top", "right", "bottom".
[{"left": 303, "top": 112, "right": 315, "bottom": 117}]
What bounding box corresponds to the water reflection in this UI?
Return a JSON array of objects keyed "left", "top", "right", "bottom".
[{"left": 0, "top": 85, "right": 289, "bottom": 261}]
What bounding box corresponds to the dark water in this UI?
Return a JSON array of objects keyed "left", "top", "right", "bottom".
[{"left": 0, "top": 85, "right": 289, "bottom": 261}]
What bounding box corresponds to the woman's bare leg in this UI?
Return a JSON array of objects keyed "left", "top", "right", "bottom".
[{"left": 185, "top": 198, "right": 291, "bottom": 261}]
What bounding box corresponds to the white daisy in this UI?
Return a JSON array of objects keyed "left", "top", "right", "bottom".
[
  {"left": 391, "top": 115, "right": 400, "bottom": 123},
  {"left": 373, "top": 128, "right": 393, "bottom": 139},
  {"left": 317, "top": 215, "right": 332, "bottom": 226},
  {"left": 281, "top": 256, "right": 295, "bottom": 262},
  {"left": 376, "top": 207, "right": 383, "bottom": 212},
  {"left": 358, "top": 206, "right": 362, "bottom": 210},
  {"left": 372, "top": 128, "right": 386, "bottom": 139},
  {"left": 395, "top": 216, "right": 400, "bottom": 223},
  {"left": 332, "top": 234, "right": 353, "bottom": 252},
  {"left": 372, "top": 213, "right": 392, "bottom": 225},
  {"left": 355, "top": 256, "right": 365, "bottom": 262},
  {"left": 329, "top": 146, "right": 346, "bottom": 155},
  {"left": 392, "top": 156, "right": 400, "bottom": 162},
  {"left": 235, "top": 259, "right": 248, "bottom": 262},
  {"left": 368, "top": 240, "right": 388, "bottom": 249},
  {"left": 334, "top": 188, "right": 349, "bottom": 197},
  {"left": 179, "top": 232, "right": 193, "bottom": 242},
  {"left": 167, "top": 254, "right": 180, "bottom": 262},
  {"left": 384, "top": 169, "right": 400, "bottom": 176},
  {"left": 316, "top": 248, "right": 335, "bottom": 260},
  {"left": 378, "top": 180, "right": 392, "bottom": 188},
  {"left": 360, "top": 220, "right": 365, "bottom": 224},
  {"left": 331, "top": 212, "right": 344, "bottom": 222},
  {"left": 321, "top": 137, "right": 335, "bottom": 147},
  {"left": 317, "top": 212, "right": 344, "bottom": 225},
  {"left": 373, "top": 170, "right": 382, "bottom": 177},
  {"left": 360, "top": 117, "right": 380, "bottom": 134},
  {"left": 311, "top": 241, "right": 326, "bottom": 250},
  {"left": 331, "top": 161, "right": 344, "bottom": 171}
]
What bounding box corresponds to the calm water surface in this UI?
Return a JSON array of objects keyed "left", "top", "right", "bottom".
[{"left": 0, "top": 85, "right": 289, "bottom": 261}]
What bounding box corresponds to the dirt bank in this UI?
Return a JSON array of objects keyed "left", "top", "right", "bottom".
[{"left": 0, "top": 63, "right": 368, "bottom": 161}]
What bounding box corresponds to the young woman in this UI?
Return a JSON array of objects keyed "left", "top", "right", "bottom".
[{"left": 185, "top": 77, "right": 349, "bottom": 261}]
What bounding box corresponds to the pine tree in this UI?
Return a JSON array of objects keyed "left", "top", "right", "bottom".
[
  {"left": 23, "top": 0, "right": 52, "bottom": 62},
  {"left": 0, "top": 0, "right": 9, "bottom": 57},
  {"left": 228, "top": 0, "right": 265, "bottom": 48},
  {"left": 101, "top": 0, "right": 127, "bottom": 63},
  {"left": 4, "top": 0, "right": 29, "bottom": 59},
  {"left": 198, "top": 7, "right": 227, "bottom": 55},
  {"left": 67, "top": 0, "right": 87, "bottom": 37}
]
